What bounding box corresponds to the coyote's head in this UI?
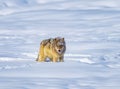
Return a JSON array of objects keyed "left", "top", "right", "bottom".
[{"left": 54, "top": 37, "right": 66, "bottom": 55}]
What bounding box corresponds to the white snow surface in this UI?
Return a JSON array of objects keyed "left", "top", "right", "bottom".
[{"left": 0, "top": 0, "right": 120, "bottom": 89}]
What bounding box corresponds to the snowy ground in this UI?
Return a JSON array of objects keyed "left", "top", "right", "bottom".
[{"left": 0, "top": 0, "right": 120, "bottom": 89}]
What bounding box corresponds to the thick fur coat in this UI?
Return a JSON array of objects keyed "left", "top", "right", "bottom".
[{"left": 36, "top": 37, "right": 66, "bottom": 62}]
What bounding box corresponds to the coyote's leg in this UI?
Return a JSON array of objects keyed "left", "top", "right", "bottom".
[
  {"left": 36, "top": 44, "right": 46, "bottom": 62},
  {"left": 59, "top": 56, "right": 64, "bottom": 62},
  {"left": 52, "top": 57, "right": 58, "bottom": 62},
  {"left": 36, "top": 55, "right": 39, "bottom": 61},
  {"left": 36, "top": 55, "right": 45, "bottom": 62},
  {"left": 49, "top": 58, "right": 53, "bottom": 62}
]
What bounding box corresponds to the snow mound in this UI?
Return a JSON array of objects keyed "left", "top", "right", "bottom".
[
  {"left": 0, "top": 9, "right": 15, "bottom": 15},
  {"left": 103, "top": 53, "right": 120, "bottom": 68}
]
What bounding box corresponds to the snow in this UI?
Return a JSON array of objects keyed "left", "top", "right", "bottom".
[{"left": 0, "top": 0, "right": 120, "bottom": 89}]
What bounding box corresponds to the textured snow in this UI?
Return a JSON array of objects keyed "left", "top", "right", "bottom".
[{"left": 0, "top": 0, "right": 120, "bottom": 89}]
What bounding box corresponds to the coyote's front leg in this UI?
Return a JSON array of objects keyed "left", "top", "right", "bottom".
[
  {"left": 52, "top": 57, "right": 58, "bottom": 62},
  {"left": 59, "top": 56, "right": 64, "bottom": 62}
]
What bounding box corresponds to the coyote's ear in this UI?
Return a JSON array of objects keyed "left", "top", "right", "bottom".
[
  {"left": 54, "top": 37, "right": 58, "bottom": 41},
  {"left": 62, "top": 38, "right": 64, "bottom": 41},
  {"left": 54, "top": 38, "right": 57, "bottom": 41},
  {"left": 50, "top": 39, "right": 54, "bottom": 43}
]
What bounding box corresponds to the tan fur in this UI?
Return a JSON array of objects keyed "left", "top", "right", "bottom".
[{"left": 36, "top": 37, "right": 66, "bottom": 62}]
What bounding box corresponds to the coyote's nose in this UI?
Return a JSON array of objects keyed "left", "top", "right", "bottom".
[{"left": 58, "top": 50, "right": 61, "bottom": 52}]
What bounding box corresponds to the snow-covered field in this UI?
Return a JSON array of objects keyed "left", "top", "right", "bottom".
[{"left": 0, "top": 0, "right": 120, "bottom": 89}]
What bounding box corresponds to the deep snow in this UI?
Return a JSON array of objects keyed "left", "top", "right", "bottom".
[{"left": 0, "top": 0, "right": 120, "bottom": 89}]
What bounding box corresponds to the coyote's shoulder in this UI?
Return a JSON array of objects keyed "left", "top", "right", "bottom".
[{"left": 36, "top": 37, "right": 66, "bottom": 62}]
